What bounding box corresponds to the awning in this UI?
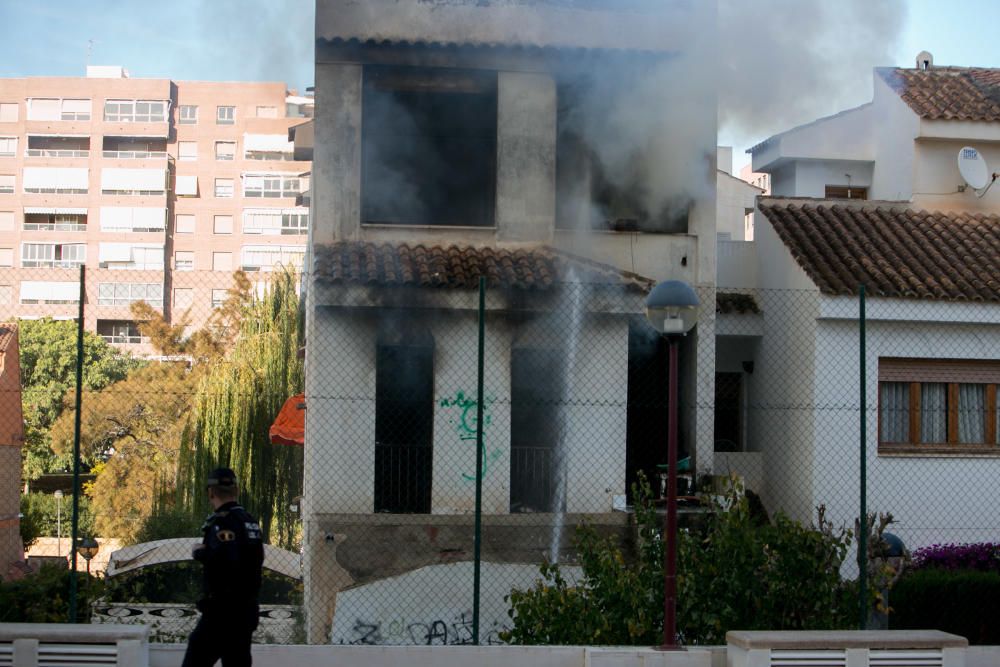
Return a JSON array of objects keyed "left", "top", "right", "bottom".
[
  {"left": 243, "top": 133, "right": 293, "bottom": 153},
  {"left": 23, "top": 207, "right": 88, "bottom": 215},
  {"left": 269, "top": 393, "right": 305, "bottom": 446},
  {"left": 175, "top": 175, "right": 198, "bottom": 196},
  {"left": 22, "top": 167, "right": 89, "bottom": 190},
  {"left": 98, "top": 243, "right": 135, "bottom": 262},
  {"left": 100, "top": 168, "right": 166, "bottom": 191},
  {"left": 20, "top": 281, "right": 79, "bottom": 302},
  {"left": 100, "top": 207, "right": 165, "bottom": 231}
]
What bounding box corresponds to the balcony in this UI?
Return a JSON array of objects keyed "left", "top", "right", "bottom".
[
  {"left": 103, "top": 137, "right": 170, "bottom": 161},
  {"left": 25, "top": 135, "right": 90, "bottom": 159},
  {"left": 23, "top": 209, "right": 88, "bottom": 232}
]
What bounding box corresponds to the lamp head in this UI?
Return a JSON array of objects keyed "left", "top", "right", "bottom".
[{"left": 645, "top": 280, "right": 700, "bottom": 335}]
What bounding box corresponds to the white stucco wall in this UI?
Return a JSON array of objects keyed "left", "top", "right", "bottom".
[
  {"left": 812, "top": 302, "right": 1000, "bottom": 553},
  {"left": 911, "top": 138, "right": 1000, "bottom": 213}
]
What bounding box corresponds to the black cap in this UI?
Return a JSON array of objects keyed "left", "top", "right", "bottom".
[{"left": 206, "top": 467, "right": 238, "bottom": 489}]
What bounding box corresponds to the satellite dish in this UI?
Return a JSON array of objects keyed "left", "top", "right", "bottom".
[{"left": 958, "top": 146, "right": 990, "bottom": 190}]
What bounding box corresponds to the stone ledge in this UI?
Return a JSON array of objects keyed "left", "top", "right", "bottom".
[{"left": 725, "top": 630, "right": 968, "bottom": 650}]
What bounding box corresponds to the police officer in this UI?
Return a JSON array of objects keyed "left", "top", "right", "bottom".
[{"left": 182, "top": 467, "right": 264, "bottom": 667}]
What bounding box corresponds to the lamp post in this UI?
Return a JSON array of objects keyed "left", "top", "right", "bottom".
[
  {"left": 78, "top": 537, "right": 99, "bottom": 577},
  {"left": 644, "top": 280, "right": 700, "bottom": 650},
  {"left": 54, "top": 490, "right": 64, "bottom": 558}
]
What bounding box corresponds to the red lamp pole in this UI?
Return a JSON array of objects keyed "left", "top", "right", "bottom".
[{"left": 662, "top": 337, "right": 680, "bottom": 650}]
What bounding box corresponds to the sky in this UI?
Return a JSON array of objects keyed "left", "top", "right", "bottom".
[{"left": 1, "top": 0, "right": 999, "bottom": 173}]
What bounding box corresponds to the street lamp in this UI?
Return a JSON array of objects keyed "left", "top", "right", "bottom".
[
  {"left": 644, "top": 280, "right": 700, "bottom": 650},
  {"left": 54, "top": 490, "right": 64, "bottom": 558},
  {"left": 78, "top": 537, "right": 99, "bottom": 577}
]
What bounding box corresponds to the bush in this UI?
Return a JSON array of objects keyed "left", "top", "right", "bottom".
[
  {"left": 891, "top": 569, "right": 1000, "bottom": 644},
  {"left": 0, "top": 564, "right": 103, "bottom": 623},
  {"left": 20, "top": 492, "right": 95, "bottom": 538},
  {"left": 504, "top": 478, "right": 855, "bottom": 646},
  {"left": 911, "top": 542, "right": 1000, "bottom": 573}
]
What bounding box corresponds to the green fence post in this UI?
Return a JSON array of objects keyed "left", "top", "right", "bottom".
[
  {"left": 473, "top": 275, "right": 486, "bottom": 644},
  {"left": 859, "top": 283, "right": 867, "bottom": 629}
]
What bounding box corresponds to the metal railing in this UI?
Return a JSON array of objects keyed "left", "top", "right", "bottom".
[
  {"left": 102, "top": 150, "right": 169, "bottom": 160},
  {"left": 375, "top": 442, "right": 434, "bottom": 514},
  {"left": 25, "top": 149, "right": 90, "bottom": 158}
]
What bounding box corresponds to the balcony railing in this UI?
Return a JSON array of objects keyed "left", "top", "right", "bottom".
[
  {"left": 25, "top": 149, "right": 90, "bottom": 158},
  {"left": 22, "top": 259, "right": 86, "bottom": 269},
  {"left": 23, "top": 222, "right": 87, "bottom": 232},
  {"left": 374, "top": 442, "right": 432, "bottom": 514},
  {"left": 510, "top": 445, "right": 557, "bottom": 513},
  {"left": 100, "top": 334, "right": 149, "bottom": 345},
  {"left": 102, "top": 150, "right": 169, "bottom": 160}
]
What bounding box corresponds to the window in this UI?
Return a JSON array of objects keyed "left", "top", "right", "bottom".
[
  {"left": 22, "top": 167, "right": 89, "bottom": 194},
  {"left": 104, "top": 99, "right": 168, "bottom": 123},
  {"left": 96, "top": 320, "right": 145, "bottom": 345},
  {"left": 243, "top": 175, "right": 300, "bottom": 198},
  {"left": 825, "top": 185, "right": 868, "bottom": 200},
  {"left": 97, "top": 283, "right": 163, "bottom": 307},
  {"left": 100, "top": 168, "right": 166, "bottom": 196},
  {"left": 20, "top": 281, "right": 79, "bottom": 304},
  {"left": 216, "top": 106, "right": 235, "bottom": 125},
  {"left": 179, "top": 105, "right": 198, "bottom": 124},
  {"left": 178, "top": 142, "right": 198, "bottom": 161},
  {"left": 0, "top": 212, "right": 13, "bottom": 231},
  {"left": 98, "top": 243, "right": 164, "bottom": 270},
  {"left": 213, "top": 252, "right": 232, "bottom": 272},
  {"left": 0, "top": 103, "right": 17, "bottom": 122},
  {"left": 213, "top": 215, "right": 233, "bottom": 234},
  {"left": 175, "top": 251, "right": 194, "bottom": 271},
  {"left": 0, "top": 176, "right": 12, "bottom": 194},
  {"left": 242, "top": 209, "right": 308, "bottom": 235},
  {"left": 240, "top": 245, "right": 305, "bottom": 271},
  {"left": 0, "top": 248, "right": 11, "bottom": 267},
  {"left": 510, "top": 348, "right": 564, "bottom": 512},
  {"left": 215, "top": 141, "right": 236, "bottom": 161},
  {"left": 714, "top": 372, "right": 743, "bottom": 452},
  {"left": 362, "top": 66, "right": 497, "bottom": 227},
  {"left": 878, "top": 358, "right": 1000, "bottom": 453},
  {"left": 375, "top": 332, "right": 434, "bottom": 513},
  {"left": 21, "top": 242, "right": 86, "bottom": 268},
  {"left": 61, "top": 99, "right": 90, "bottom": 121},
  {"left": 174, "top": 288, "right": 194, "bottom": 310},
  {"left": 0, "top": 137, "right": 17, "bottom": 157},
  {"left": 215, "top": 178, "right": 234, "bottom": 198},
  {"left": 212, "top": 289, "right": 228, "bottom": 308},
  {"left": 175, "top": 214, "right": 195, "bottom": 234},
  {"left": 175, "top": 175, "right": 198, "bottom": 197},
  {"left": 256, "top": 106, "right": 277, "bottom": 118}
]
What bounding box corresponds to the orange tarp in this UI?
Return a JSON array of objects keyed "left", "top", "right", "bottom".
[{"left": 269, "top": 393, "right": 305, "bottom": 446}]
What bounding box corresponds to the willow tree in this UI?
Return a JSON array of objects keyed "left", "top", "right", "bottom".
[{"left": 175, "top": 270, "right": 304, "bottom": 548}]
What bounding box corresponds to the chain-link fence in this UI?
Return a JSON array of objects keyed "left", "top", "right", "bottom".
[{"left": 3, "top": 263, "right": 1000, "bottom": 644}]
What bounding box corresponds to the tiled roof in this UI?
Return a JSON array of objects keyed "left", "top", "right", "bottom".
[
  {"left": 717, "top": 293, "right": 761, "bottom": 315},
  {"left": 757, "top": 199, "right": 1000, "bottom": 302},
  {"left": 312, "top": 242, "right": 653, "bottom": 292},
  {"left": 879, "top": 67, "right": 1000, "bottom": 122}
]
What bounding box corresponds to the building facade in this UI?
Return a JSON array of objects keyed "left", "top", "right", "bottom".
[
  {"left": 0, "top": 323, "right": 24, "bottom": 580},
  {"left": 0, "top": 66, "right": 312, "bottom": 353}
]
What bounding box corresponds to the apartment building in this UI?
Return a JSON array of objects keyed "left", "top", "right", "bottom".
[{"left": 0, "top": 66, "right": 312, "bottom": 353}]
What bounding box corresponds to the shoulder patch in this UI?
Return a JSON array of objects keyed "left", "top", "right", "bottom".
[{"left": 217, "top": 529, "right": 237, "bottom": 542}]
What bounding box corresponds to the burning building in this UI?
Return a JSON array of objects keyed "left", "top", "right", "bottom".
[{"left": 303, "top": 0, "right": 718, "bottom": 643}]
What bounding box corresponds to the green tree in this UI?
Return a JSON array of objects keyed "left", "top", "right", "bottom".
[
  {"left": 504, "top": 478, "right": 855, "bottom": 646},
  {"left": 19, "top": 319, "right": 136, "bottom": 482},
  {"left": 18, "top": 495, "right": 42, "bottom": 550},
  {"left": 19, "top": 492, "right": 95, "bottom": 539}
]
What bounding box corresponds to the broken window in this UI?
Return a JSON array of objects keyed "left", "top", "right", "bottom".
[
  {"left": 361, "top": 66, "right": 497, "bottom": 227},
  {"left": 375, "top": 332, "right": 434, "bottom": 513},
  {"left": 510, "top": 348, "right": 565, "bottom": 513}
]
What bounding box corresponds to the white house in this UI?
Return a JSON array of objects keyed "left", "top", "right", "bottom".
[
  {"left": 303, "top": 0, "right": 719, "bottom": 643},
  {"left": 719, "top": 55, "right": 1000, "bottom": 559}
]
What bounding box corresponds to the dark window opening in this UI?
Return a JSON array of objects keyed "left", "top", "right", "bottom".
[
  {"left": 375, "top": 340, "right": 434, "bottom": 513},
  {"left": 362, "top": 66, "right": 497, "bottom": 227},
  {"left": 555, "top": 82, "right": 689, "bottom": 234},
  {"left": 714, "top": 372, "right": 742, "bottom": 452},
  {"left": 625, "top": 318, "right": 671, "bottom": 504},
  {"left": 825, "top": 185, "right": 867, "bottom": 200},
  {"left": 510, "top": 348, "right": 565, "bottom": 513}
]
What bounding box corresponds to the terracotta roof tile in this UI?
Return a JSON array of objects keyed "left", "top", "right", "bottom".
[
  {"left": 758, "top": 199, "right": 1000, "bottom": 302},
  {"left": 879, "top": 67, "right": 1000, "bottom": 122},
  {"left": 313, "top": 242, "right": 652, "bottom": 292}
]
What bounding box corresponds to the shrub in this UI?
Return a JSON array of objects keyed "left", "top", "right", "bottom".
[
  {"left": 504, "top": 478, "right": 855, "bottom": 646},
  {"left": 891, "top": 569, "right": 1000, "bottom": 644},
  {"left": 911, "top": 542, "right": 1000, "bottom": 573},
  {"left": 0, "top": 564, "right": 103, "bottom": 623}
]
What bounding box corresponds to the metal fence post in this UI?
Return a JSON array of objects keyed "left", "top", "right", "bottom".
[
  {"left": 69, "top": 264, "right": 85, "bottom": 622},
  {"left": 858, "top": 283, "right": 867, "bottom": 629},
  {"left": 473, "top": 275, "right": 486, "bottom": 644}
]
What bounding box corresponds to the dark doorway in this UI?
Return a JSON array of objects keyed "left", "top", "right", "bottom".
[
  {"left": 625, "top": 318, "right": 671, "bottom": 503},
  {"left": 510, "top": 348, "right": 565, "bottom": 513},
  {"left": 374, "top": 341, "right": 434, "bottom": 513},
  {"left": 714, "top": 372, "right": 742, "bottom": 452}
]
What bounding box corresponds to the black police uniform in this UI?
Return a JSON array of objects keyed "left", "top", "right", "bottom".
[{"left": 182, "top": 498, "right": 264, "bottom": 667}]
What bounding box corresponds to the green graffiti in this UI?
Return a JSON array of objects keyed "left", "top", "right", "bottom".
[{"left": 439, "top": 391, "right": 501, "bottom": 481}]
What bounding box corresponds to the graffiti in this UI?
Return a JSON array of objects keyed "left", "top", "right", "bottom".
[
  {"left": 439, "top": 390, "right": 502, "bottom": 481},
  {"left": 339, "top": 611, "right": 510, "bottom": 646}
]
